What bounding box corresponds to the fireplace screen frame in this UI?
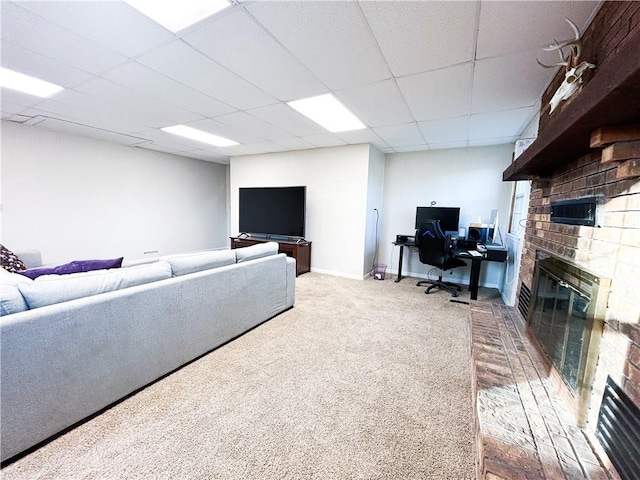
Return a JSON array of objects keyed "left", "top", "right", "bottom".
[{"left": 527, "top": 251, "right": 611, "bottom": 425}]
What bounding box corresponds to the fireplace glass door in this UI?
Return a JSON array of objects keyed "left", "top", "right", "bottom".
[
  {"left": 529, "top": 268, "right": 590, "bottom": 391},
  {"left": 528, "top": 252, "right": 609, "bottom": 425}
]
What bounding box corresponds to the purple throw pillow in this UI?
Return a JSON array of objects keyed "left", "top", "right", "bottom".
[
  {"left": 59, "top": 258, "right": 124, "bottom": 274},
  {"left": 19, "top": 257, "right": 124, "bottom": 280},
  {"left": 18, "top": 266, "right": 59, "bottom": 279}
]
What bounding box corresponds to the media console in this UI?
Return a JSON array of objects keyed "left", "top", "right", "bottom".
[{"left": 230, "top": 236, "right": 311, "bottom": 276}]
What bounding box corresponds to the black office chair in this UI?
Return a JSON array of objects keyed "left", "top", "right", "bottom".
[{"left": 415, "top": 219, "right": 467, "bottom": 297}]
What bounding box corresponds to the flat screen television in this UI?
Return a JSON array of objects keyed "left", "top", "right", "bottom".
[
  {"left": 415, "top": 206, "right": 460, "bottom": 233},
  {"left": 239, "top": 186, "right": 306, "bottom": 238}
]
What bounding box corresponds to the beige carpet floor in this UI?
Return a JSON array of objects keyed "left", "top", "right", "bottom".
[{"left": 2, "top": 272, "right": 487, "bottom": 479}]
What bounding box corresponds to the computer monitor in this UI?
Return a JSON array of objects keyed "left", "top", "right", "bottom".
[{"left": 415, "top": 206, "right": 460, "bottom": 233}]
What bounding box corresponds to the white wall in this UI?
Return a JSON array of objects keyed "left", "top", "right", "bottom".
[
  {"left": 380, "top": 145, "right": 514, "bottom": 288},
  {"left": 230, "top": 144, "right": 372, "bottom": 279},
  {"left": 501, "top": 112, "right": 538, "bottom": 304},
  {"left": 364, "top": 146, "right": 385, "bottom": 277},
  {"left": 1, "top": 121, "right": 229, "bottom": 264}
]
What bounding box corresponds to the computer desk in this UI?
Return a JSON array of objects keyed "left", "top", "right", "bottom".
[{"left": 392, "top": 240, "right": 505, "bottom": 301}]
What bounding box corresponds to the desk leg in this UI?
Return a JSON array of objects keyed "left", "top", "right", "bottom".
[
  {"left": 394, "top": 245, "right": 405, "bottom": 283},
  {"left": 469, "top": 258, "right": 482, "bottom": 300}
]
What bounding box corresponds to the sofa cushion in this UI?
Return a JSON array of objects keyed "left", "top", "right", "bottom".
[
  {"left": 163, "top": 250, "right": 236, "bottom": 277},
  {"left": 19, "top": 257, "right": 124, "bottom": 280},
  {"left": 18, "top": 261, "right": 172, "bottom": 309},
  {"left": 235, "top": 242, "right": 279, "bottom": 263},
  {"left": 14, "top": 250, "right": 42, "bottom": 269},
  {"left": 1, "top": 244, "right": 27, "bottom": 273},
  {"left": 0, "top": 272, "right": 32, "bottom": 315}
]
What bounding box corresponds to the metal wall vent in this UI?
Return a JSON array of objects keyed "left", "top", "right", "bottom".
[
  {"left": 550, "top": 196, "right": 598, "bottom": 226},
  {"left": 518, "top": 283, "right": 531, "bottom": 320},
  {"left": 596, "top": 376, "right": 640, "bottom": 480}
]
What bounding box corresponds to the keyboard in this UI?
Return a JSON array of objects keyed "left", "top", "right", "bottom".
[{"left": 468, "top": 250, "right": 483, "bottom": 257}]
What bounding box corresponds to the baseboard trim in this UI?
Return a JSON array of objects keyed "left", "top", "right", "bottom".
[{"left": 310, "top": 267, "right": 366, "bottom": 280}]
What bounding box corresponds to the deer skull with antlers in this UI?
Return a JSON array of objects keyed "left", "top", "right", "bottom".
[{"left": 537, "top": 18, "right": 595, "bottom": 114}]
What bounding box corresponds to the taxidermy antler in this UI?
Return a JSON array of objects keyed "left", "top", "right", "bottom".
[{"left": 537, "top": 18, "right": 595, "bottom": 114}]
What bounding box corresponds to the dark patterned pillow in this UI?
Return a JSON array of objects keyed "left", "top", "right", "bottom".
[{"left": 0, "top": 245, "right": 27, "bottom": 273}]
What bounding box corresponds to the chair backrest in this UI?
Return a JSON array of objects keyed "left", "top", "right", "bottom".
[{"left": 415, "top": 219, "right": 449, "bottom": 268}]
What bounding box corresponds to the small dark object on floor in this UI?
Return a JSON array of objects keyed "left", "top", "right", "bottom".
[{"left": 450, "top": 299, "right": 469, "bottom": 305}]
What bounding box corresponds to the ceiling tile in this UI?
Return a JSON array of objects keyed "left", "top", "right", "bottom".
[
  {"left": 31, "top": 117, "right": 149, "bottom": 146},
  {"left": 418, "top": 116, "right": 470, "bottom": 144},
  {"left": 429, "top": 141, "right": 469, "bottom": 151},
  {"left": 212, "top": 111, "right": 292, "bottom": 141},
  {"left": 273, "top": 137, "right": 316, "bottom": 151},
  {"left": 186, "top": 118, "right": 259, "bottom": 144},
  {"left": 247, "top": 103, "right": 326, "bottom": 137},
  {"left": 472, "top": 51, "right": 556, "bottom": 114},
  {"left": 1, "top": 2, "right": 127, "bottom": 74},
  {"left": 182, "top": 9, "right": 326, "bottom": 101},
  {"left": 175, "top": 149, "right": 230, "bottom": 164},
  {"left": 335, "top": 79, "right": 414, "bottom": 127},
  {"left": 300, "top": 133, "right": 349, "bottom": 149},
  {"left": 1, "top": 41, "right": 93, "bottom": 88},
  {"left": 476, "top": 1, "right": 601, "bottom": 59},
  {"left": 16, "top": 1, "right": 173, "bottom": 58},
  {"left": 74, "top": 77, "right": 204, "bottom": 126},
  {"left": 225, "top": 144, "right": 270, "bottom": 155},
  {"left": 247, "top": 1, "right": 389, "bottom": 90},
  {"left": 28, "top": 90, "right": 157, "bottom": 133},
  {"left": 469, "top": 107, "right": 534, "bottom": 140},
  {"left": 468, "top": 137, "right": 516, "bottom": 147},
  {"left": 397, "top": 63, "right": 473, "bottom": 121},
  {"left": 102, "top": 62, "right": 236, "bottom": 118},
  {"left": 0, "top": 0, "right": 606, "bottom": 157},
  {"left": 136, "top": 127, "right": 227, "bottom": 151},
  {"left": 232, "top": 141, "right": 289, "bottom": 154},
  {"left": 136, "top": 40, "right": 277, "bottom": 110},
  {"left": 360, "top": 1, "right": 478, "bottom": 76},
  {"left": 135, "top": 143, "right": 225, "bottom": 163},
  {"left": 393, "top": 145, "right": 430, "bottom": 153},
  {"left": 333, "top": 129, "right": 390, "bottom": 150},
  {"left": 20, "top": 102, "right": 149, "bottom": 135},
  {"left": 372, "top": 123, "right": 425, "bottom": 147},
  {"left": 0, "top": 89, "right": 48, "bottom": 109},
  {"left": 0, "top": 101, "right": 29, "bottom": 116}
]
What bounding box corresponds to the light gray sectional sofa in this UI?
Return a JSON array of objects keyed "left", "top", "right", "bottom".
[{"left": 0, "top": 243, "right": 295, "bottom": 462}]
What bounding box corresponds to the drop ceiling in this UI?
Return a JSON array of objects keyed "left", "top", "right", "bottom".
[{"left": 0, "top": 0, "right": 602, "bottom": 165}]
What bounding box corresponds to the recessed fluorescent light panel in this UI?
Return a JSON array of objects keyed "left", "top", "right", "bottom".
[
  {"left": 0, "top": 67, "right": 63, "bottom": 98},
  {"left": 123, "top": 0, "right": 231, "bottom": 32},
  {"left": 162, "top": 125, "right": 238, "bottom": 147},
  {"left": 287, "top": 93, "right": 366, "bottom": 133}
]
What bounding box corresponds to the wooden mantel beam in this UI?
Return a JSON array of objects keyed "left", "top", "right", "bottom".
[{"left": 503, "top": 26, "right": 640, "bottom": 182}]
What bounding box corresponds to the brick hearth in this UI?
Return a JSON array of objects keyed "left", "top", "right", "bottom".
[{"left": 469, "top": 301, "right": 617, "bottom": 480}]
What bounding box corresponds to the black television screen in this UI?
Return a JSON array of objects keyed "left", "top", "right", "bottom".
[
  {"left": 415, "top": 206, "right": 460, "bottom": 233},
  {"left": 239, "top": 186, "right": 306, "bottom": 238}
]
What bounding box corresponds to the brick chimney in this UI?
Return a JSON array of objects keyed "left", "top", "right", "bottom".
[{"left": 508, "top": 1, "right": 640, "bottom": 472}]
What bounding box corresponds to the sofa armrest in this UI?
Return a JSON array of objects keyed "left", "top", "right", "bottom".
[{"left": 285, "top": 256, "right": 296, "bottom": 308}]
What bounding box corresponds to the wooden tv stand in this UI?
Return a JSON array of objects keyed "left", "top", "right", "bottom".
[{"left": 230, "top": 236, "right": 311, "bottom": 276}]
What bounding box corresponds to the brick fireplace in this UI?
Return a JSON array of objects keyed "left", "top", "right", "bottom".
[{"left": 504, "top": 1, "right": 640, "bottom": 476}]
